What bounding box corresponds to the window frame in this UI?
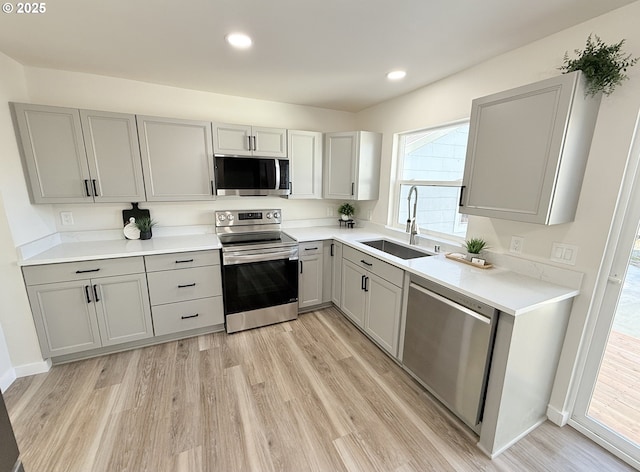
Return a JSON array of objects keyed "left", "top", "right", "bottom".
[{"left": 391, "top": 119, "right": 470, "bottom": 242}]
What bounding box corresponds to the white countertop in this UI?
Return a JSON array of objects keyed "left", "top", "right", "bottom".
[
  {"left": 18, "top": 224, "right": 579, "bottom": 316},
  {"left": 18, "top": 234, "right": 222, "bottom": 265},
  {"left": 284, "top": 226, "right": 579, "bottom": 316}
]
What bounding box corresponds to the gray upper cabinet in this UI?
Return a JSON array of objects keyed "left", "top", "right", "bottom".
[
  {"left": 288, "top": 130, "right": 323, "bottom": 199},
  {"left": 460, "top": 71, "right": 601, "bottom": 225},
  {"left": 137, "top": 116, "right": 215, "bottom": 201},
  {"left": 11, "top": 103, "right": 147, "bottom": 204},
  {"left": 213, "top": 122, "right": 287, "bottom": 158},
  {"left": 80, "top": 110, "right": 146, "bottom": 203},
  {"left": 11, "top": 103, "right": 93, "bottom": 203},
  {"left": 324, "top": 131, "right": 382, "bottom": 200}
]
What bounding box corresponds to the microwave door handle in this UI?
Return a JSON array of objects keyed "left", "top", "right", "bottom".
[{"left": 274, "top": 158, "right": 280, "bottom": 190}]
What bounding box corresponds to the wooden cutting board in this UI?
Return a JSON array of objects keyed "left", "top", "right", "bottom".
[{"left": 122, "top": 203, "right": 150, "bottom": 227}]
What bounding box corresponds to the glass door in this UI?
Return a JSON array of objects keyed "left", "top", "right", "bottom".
[{"left": 572, "top": 119, "right": 640, "bottom": 469}]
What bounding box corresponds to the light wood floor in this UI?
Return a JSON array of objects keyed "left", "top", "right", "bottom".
[
  {"left": 590, "top": 330, "right": 640, "bottom": 445},
  {"left": 4, "top": 307, "right": 634, "bottom": 471}
]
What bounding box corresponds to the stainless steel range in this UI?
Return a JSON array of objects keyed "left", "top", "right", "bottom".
[{"left": 215, "top": 209, "right": 299, "bottom": 333}]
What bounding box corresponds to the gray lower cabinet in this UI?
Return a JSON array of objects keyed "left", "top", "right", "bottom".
[
  {"left": 11, "top": 103, "right": 146, "bottom": 203},
  {"left": 23, "top": 257, "right": 153, "bottom": 358},
  {"left": 340, "top": 245, "right": 403, "bottom": 357},
  {"left": 330, "top": 240, "right": 343, "bottom": 306},
  {"left": 298, "top": 241, "right": 323, "bottom": 309},
  {"left": 145, "top": 250, "right": 224, "bottom": 335},
  {"left": 137, "top": 115, "right": 216, "bottom": 201}
]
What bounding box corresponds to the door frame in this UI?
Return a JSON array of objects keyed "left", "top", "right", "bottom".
[{"left": 570, "top": 111, "right": 640, "bottom": 469}]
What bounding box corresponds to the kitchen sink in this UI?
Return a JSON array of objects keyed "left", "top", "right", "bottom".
[{"left": 361, "top": 239, "right": 432, "bottom": 260}]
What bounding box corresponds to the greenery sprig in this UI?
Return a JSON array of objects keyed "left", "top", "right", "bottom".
[{"left": 560, "top": 34, "right": 638, "bottom": 97}]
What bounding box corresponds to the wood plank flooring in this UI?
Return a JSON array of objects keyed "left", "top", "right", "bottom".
[
  {"left": 4, "top": 307, "right": 633, "bottom": 471},
  {"left": 590, "top": 329, "right": 640, "bottom": 445}
]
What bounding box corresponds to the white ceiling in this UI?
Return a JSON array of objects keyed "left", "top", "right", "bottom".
[{"left": 0, "top": 0, "right": 634, "bottom": 112}]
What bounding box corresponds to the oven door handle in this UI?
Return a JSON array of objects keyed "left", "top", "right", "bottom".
[{"left": 223, "top": 248, "right": 298, "bottom": 265}]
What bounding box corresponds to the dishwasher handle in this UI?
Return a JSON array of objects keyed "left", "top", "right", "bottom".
[{"left": 409, "top": 282, "right": 491, "bottom": 324}]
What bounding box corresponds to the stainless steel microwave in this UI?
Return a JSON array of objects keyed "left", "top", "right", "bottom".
[{"left": 214, "top": 156, "right": 290, "bottom": 196}]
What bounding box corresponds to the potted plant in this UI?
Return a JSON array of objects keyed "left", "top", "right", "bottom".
[
  {"left": 338, "top": 203, "right": 355, "bottom": 221},
  {"left": 464, "top": 237, "right": 487, "bottom": 257},
  {"left": 560, "top": 34, "right": 638, "bottom": 97},
  {"left": 135, "top": 216, "right": 157, "bottom": 240}
]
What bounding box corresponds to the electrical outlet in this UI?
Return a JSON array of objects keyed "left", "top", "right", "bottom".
[
  {"left": 551, "top": 242, "right": 578, "bottom": 265},
  {"left": 509, "top": 236, "right": 524, "bottom": 254},
  {"left": 60, "top": 211, "right": 74, "bottom": 226},
  {"left": 326, "top": 207, "right": 334, "bottom": 217}
]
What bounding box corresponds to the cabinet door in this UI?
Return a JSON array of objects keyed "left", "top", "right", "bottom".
[
  {"left": 137, "top": 116, "right": 215, "bottom": 201},
  {"left": 461, "top": 72, "right": 585, "bottom": 224},
  {"left": 27, "top": 280, "right": 101, "bottom": 357},
  {"left": 288, "top": 130, "right": 322, "bottom": 199},
  {"left": 331, "top": 241, "right": 343, "bottom": 306},
  {"left": 93, "top": 273, "right": 153, "bottom": 346},
  {"left": 322, "top": 241, "right": 333, "bottom": 303},
  {"left": 324, "top": 132, "right": 356, "bottom": 199},
  {"left": 80, "top": 110, "right": 146, "bottom": 202},
  {"left": 11, "top": 103, "right": 92, "bottom": 203},
  {"left": 253, "top": 127, "right": 287, "bottom": 158},
  {"left": 212, "top": 122, "right": 252, "bottom": 156},
  {"left": 365, "top": 273, "right": 402, "bottom": 357},
  {"left": 340, "top": 259, "right": 366, "bottom": 328},
  {"left": 299, "top": 253, "right": 323, "bottom": 309}
]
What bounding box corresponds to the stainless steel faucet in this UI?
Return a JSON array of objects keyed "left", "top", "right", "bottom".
[{"left": 406, "top": 185, "right": 419, "bottom": 245}]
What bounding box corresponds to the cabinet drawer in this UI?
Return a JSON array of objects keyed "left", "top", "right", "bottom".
[
  {"left": 23, "top": 257, "right": 145, "bottom": 286},
  {"left": 299, "top": 241, "right": 322, "bottom": 255},
  {"left": 343, "top": 245, "right": 403, "bottom": 287},
  {"left": 144, "top": 250, "right": 220, "bottom": 272},
  {"left": 147, "top": 266, "right": 222, "bottom": 305},
  {"left": 152, "top": 297, "right": 223, "bottom": 336}
]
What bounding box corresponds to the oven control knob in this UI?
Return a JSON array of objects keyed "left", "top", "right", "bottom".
[
  {"left": 217, "top": 214, "right": 226, "bottom": 221},
  {"left": 266, "top": 212, "right": 272, "bottom": 219},
  {"left": 273, "top": 211, "right": 280, "bottom": 219},
  {"left": 227, "top": 214, "right": 234, "bottom": 221}
]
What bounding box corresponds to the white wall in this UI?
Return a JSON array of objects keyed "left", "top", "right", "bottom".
[
  {"left": 0, "top": 52, "right": 51, "bottom": 376},
  {"left": 20, "top": 67, "right": 363, "bottom": 232},
  {"left": 356, "top": 1, "right": 640, "bottom": 416}
]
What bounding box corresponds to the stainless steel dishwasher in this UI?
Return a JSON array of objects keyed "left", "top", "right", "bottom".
[{"left": 402, "top": 274, "right": 498, "bottom": 433}]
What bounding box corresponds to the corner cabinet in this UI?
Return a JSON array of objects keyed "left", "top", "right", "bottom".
[
  {"left": 288, "top": 130, "right": 323, "bottom": 199},
  {"left": 11, "top": 103, "right": 146, "bottom": 203},
  {"left": 137, "top": 116, "right": 215, "bottom": 201},
  {"left": 212, "top": 122, "right": 287, "bottom": 158},
  {"left": 460, "top": 71, "right": 601, "bottom": 225},
  {"left": 324, "top": 131, "right": 382, "bottom": 200},
  {"left": 23, "top": 257, "right": 153, "bottom": 358},
  {"left": 340, "top": 245, "right": 403, "bottom": 357}
]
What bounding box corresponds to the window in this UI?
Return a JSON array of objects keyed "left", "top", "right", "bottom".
[{"left": 394, "top": 121, "right": 469, "bottom": 239}]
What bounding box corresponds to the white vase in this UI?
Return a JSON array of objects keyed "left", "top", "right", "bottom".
[{"left": 341, "top": 214, "right": 350, "bottom": 221}]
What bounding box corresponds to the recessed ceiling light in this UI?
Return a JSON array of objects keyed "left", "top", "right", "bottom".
[
  {"left": 387, "top": 70, "right": 407, "bottom": 80},
  {"left": 225, "top": 33, "right": 252, "bottom": 49}
]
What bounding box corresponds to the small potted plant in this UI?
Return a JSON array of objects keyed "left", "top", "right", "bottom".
[
  {"left": 135, "top": 216, "right": 157, "bottom": 240},
  {"left": 338, "top": 203, "right": 355, "bottom": 221},
  {"left": 464, "top": 237, "right": 487, "bottom": 257},
  {"left": 560, "top": 34, "right": 638, "bottom": 97}
]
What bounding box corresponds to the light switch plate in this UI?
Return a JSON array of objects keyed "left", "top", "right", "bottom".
[{"left": 551, "top": 242, "right": 578, "bottom": 265}]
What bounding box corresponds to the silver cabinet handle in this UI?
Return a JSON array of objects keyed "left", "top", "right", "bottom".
[{"left": 247, "top": 135, "right": 252, "bottom": 151}]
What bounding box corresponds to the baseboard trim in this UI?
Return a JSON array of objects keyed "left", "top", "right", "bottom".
[
  {"left": 14, "top": 358, "right": 51, "bottom": 378},
  {"left": 0, "top": 367, "right": 17, "bottom": 393},
  {"left": 546, "top": 404, "right": 570, "bottom": 426}
]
